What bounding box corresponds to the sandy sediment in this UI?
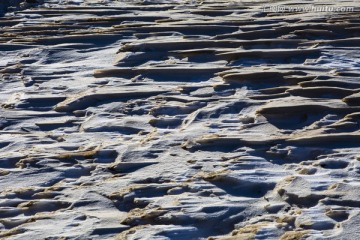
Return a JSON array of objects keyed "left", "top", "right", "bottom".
[{"left": 0, "top": 0, "right": 360, "bottom": 239}]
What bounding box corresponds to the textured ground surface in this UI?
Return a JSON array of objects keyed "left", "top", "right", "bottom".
[{"left": 0, "top": 0, "right": 360, "bottom": 239}]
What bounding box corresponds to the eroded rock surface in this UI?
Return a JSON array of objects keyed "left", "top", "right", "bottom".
[{"left": 0, "top": 0, "right": 360, "bottom": 239}]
